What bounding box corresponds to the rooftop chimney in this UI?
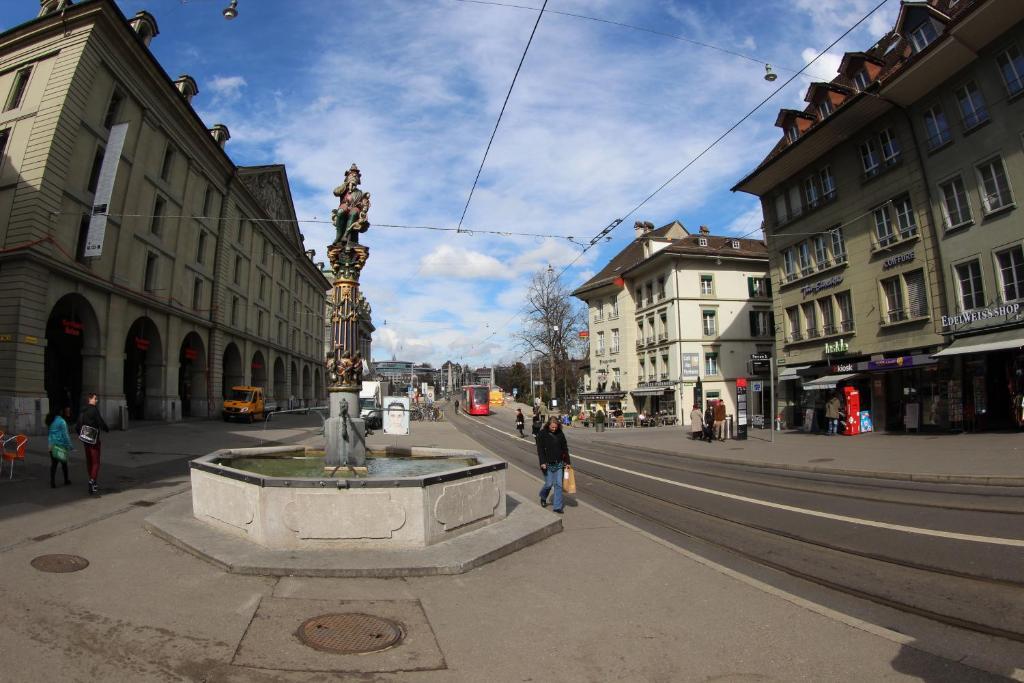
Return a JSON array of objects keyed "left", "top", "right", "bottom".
[
  {"left": 634, "top": 220, "right": 654, "bottom": 239},
  {"left": 209, "top": 124, "right": 230, "bottom": 148},
  {"left": 128, "top": 10, "right": 159, "bottom": 47},
  {"left": 173, "top": 74, "right": 198, "bottom": 104},
  {"left": 38, "top": 0, "right": 72, "bottom": 17},
  {"left": 699, "top": 225, "right": 710, "bottom": 235}
]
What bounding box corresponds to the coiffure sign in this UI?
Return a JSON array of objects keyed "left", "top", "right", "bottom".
[
  {"left": 801, "top": 275, "right": 843, "bottom": 298},
  {"left": 942, "top": 303, "right": 1021, "bottom": 329},
  {"left": 883, "top": 250, "right": 915, "bottom": 270}
]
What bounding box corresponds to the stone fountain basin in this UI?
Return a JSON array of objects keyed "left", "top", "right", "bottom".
[{"left": 190, "top": 445, "right": 507, "bottom": 550}]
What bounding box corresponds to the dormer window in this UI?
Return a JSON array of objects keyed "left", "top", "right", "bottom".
[
  {"left": 817, "top": 98, "right": 833, "bottom": 119},
  {"left": 698, "top": 237, "right": 708, "bottom": 247},
  {"left": 731, "top": 240, "right": 740, "bottom": 249},
  {"left": 786, "top": 125, "right": 799, "bottom": 143},
  {"left": 909, "top": 20, "right": 939, "bottom": 53},
  {"left": 853, "top": 69, "right": 871, "bottom": 91}
]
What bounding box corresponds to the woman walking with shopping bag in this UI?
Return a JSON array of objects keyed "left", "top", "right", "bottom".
[
  {"left": 76, "top": 392, "right": 109, "bottom": 495},
  {"left": 46, "top": 406, "right": 74, "bottom": 488},
  {"left": 515, "top": 408, "right": 526, "bottom": 438},
  {"left": 536, "top": 416, "right": 570, "bottom": 514}
]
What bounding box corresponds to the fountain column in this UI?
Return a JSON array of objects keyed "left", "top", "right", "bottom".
[{"left": 324, "top": 164, "right": 372, "bottom": 468}]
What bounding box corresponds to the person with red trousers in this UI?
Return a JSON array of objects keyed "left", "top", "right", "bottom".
[{"left": 76, "top": 392, "right": 109, "bottom": 495}]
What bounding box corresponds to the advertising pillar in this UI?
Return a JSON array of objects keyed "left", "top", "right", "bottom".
[
  {"left": 736, "top": 377, "right": 748, "bottom": 440},
  {"left": 843, "top": 385, "right": 860, "bottom": 436}
]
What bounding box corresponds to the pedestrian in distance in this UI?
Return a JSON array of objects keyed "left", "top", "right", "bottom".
[
  {"left": 594, "top": 408, "right": 606, "bottom": 433},
  {"left": 515, "top": 408, "right": 526, "bottom": 438},
  {"left": 454, "top": 399, "right": 460, "bottom": 413},
  {"left": 76, "top": 392, "right": 109, "bottom": 496},
  {"left": 826, "top": 393, "right": 841, "bottom": 436},
  {"left": 703, "top": 402, "right": 715, "bottom": 443},
  {"left": 690, "top": 403, "right": 704, "bottom": 441},
  {"left": 46, "top": 406, "right": 74, "bottom": 488},
  {"left": 713, "top": 398, "right": 727, "bottom": 442},
  {"left": 531, "top": 412, "right": 542, "bottom": 436},
  {"left": 536, "top": 416, "right": 570, "bottom": 514}
]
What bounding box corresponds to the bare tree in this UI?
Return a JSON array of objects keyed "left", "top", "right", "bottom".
[{"left": 516, "top": 267, "right": 587, "bottom": 409}]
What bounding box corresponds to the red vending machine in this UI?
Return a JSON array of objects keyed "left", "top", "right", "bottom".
[{"left": 843, "top": 386, "right": 860, "bottom": 436}]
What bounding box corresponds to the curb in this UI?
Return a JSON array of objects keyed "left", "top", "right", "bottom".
[{"left": 588, "top": 438, "right": 1024, "bottom": 487}]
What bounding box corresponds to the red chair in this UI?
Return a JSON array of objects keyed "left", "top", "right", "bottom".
[{"left": 2, "top": 434, "right": 28, "bottom": 479}]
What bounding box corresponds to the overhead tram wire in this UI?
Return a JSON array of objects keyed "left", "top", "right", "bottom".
[
  {"left": 455, "top": 0, "right": 549, "bottom": 234},
  {"left": 471, "top": 0, "right": 893, "bottom": 352}
]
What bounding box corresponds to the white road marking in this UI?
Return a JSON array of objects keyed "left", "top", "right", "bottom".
[{"left": 466, "top": 413, "right": 1024, "bottom": 548}]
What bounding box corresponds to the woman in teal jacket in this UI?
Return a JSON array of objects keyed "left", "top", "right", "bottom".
[{"left": 47, "top": 406, "right": 73, "bottom": 488}]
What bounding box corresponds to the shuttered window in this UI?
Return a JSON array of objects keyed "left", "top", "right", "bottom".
[{"left": 903, "top": 269, "right": 928, "bottom": 318}]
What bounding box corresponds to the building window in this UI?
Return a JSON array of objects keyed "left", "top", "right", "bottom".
[
  {"left": 955, "top": 260, "right": 985, "bottom": 311},
  {"left": 817, "top": 98, "right": 833, "bottom": 120},
  {"left": 804, "top": 175, "right": 820, "bottom": 208},
  {"left": 196, "top": 231, "right": 207, "bottom": 264},
  {"left": 278, "top": 321, "right": 285, "bottom": 344},
  {"left": 923, "top": 106, "right": 952, "bottom": 150},
  {"left": 103, "top": 89, "right": 123, "bottom": 129},
  {"left": 656, "top": 278, "right": 666, "bottom": 299},
  {"left": 700, "top": 274, "right": 714, "bottom": 296},
  {"left": 904, "top": 269, "right": 928, "bottom": 318},
  {"left": 262, "top": 239, "right": 271, "bottom": 265},
  {"left": 748, "top": 276, "right": 771, "bottom": 297},
  {"left": 76, "top": 214, "right": 89, "bottom": 262},
  {"left": 233, "top": 255, "right": 242, "bottom": 284},
  {"left": 787, "top": 306, "right": 801, "bottom": 341},
  {"left": 596, "top": 331, "right": 605, "bottom": 354},
  {"left": 835, "top": 291, "right": 854, "bottom": 332},
  {"left": 798, "top": 242, "right": 813, "bottom": 276},
  {"left": 750, "top": 310, "right": 773, "bottom": 337},
  {"left": 259, "top": 276, "right": 267, "bottom": 301},
  {"left": 86, "top": 146, "right": 105, "bottom": 194},
  {"left": 893, "top": 195, "right": 918, "bottom": 238},
  {"left": 996, "top": 246, "right": 1024, "bottom": 302},
  {"left": 151, "top": 196, "right": 165, "bottom": 235},
  {"left": 802, "top": 301, "right": 818, "bottom": 338},
  {"left": 192, "top": 277, "right": 203, "bottom": 310},
  {"left": 939, "top": 176, "right": 972, "bottom": 229},
  {"left": 611, "top": 328, "right": 620, "bottom": 354},
  {"left": 976, "top": 157, "right": 1013, "bottom": 213},
  {"left": 819, "top": 166, "right": 836, "bottom": 200},
  {"left": 698, "top": 236, "right": 708, "bottom": 247},
  {"left": 853, "top": 68, "right": 870, "bottom": 91},
  {"left": 813, "top": 235, "right": 828, "bottom": 268},
  {"left": 879, "top": 128, "right": 900, "bottom": 165},
  {"left": 788, "top": 185, "right": 802, "bottom": 217},
  {"left": 160, "top": 144, "right": 175, "bottom": 181},
  {"left": 0, "top": 128, "right": 9, "bottom": 161},
  {"left": 860, "top": 139, "right": 881, "bottom": 177},
  {"left": 611, "top": 298, "right": 619, "bottom": 317},
  {"left": 955, "top": 82, "right": 989, "bottom": 130},
  {"left": 909, "top": 20, "right": 939, "bottom": 53},
  {"left": 231, "top": 297, "right": 239, "bottom": 326},
  {"left": 774, "top": 195, "right": 787, "bottom": 224},
  {"left": 201, "top": 184, "right": 212, "bottom": 217},
  {"left": 144, "top": 253, "right": 157, "bottom": 292},
  {"left": 786, "top": 124, "right": 799, "bottom": 143},
  {"left": 996, "top": 45, "right": 1024, "bottom": 97},
  {"left": 238, "top": 219, "right": 247, "bottom": 245},
  {"left": 881, "top": 276, "right": 906, "bottom": 323},
  {"left": 258, "top": 310, "right": 264, "bottom": 336},
  {"left": 701, "top": 310, "right": 716, "bottom": 336},
  {"left": 830, "top": 227, "right": 846, "bottom": 262},
  {"left": 820, "top": 297, "right": 836, "bottom": 335},
  {"left": 704, "top": 352, "right": 719, "bottom": 377},
  {"left": 783, "top": 248, "right": 796, "bottom": 281},
  {"left": 4, "top": 67, "right": 32, "bottom": 112}
]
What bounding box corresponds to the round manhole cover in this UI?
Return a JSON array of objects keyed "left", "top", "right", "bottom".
[
  {"left": 296, "top": 613, "right": 403, "bottom": 654},
  {"left": 31, "top": 554, "right": 89, "bottom": 573}
]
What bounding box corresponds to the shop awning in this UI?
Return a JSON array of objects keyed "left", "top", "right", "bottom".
[
  {"left": 778, "top": 365, "right": 811, "bottom": 381},
  {"left": 932, "top": 328, "right": 1024, "bottom": 357},
  {"left": 801, "top": 372, "right": 859, "bottom": 390},
  {"left": 630, "top": 387, "right": 673, "bottom": 396}
]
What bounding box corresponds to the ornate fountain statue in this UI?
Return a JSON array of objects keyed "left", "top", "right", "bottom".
[{"left": 324, "top": 164, "right": 372, "bottom": 467}]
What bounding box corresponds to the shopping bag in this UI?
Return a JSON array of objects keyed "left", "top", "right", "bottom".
[
  {"left": 562, "top": 464, "right": 577, "bottom": 494},
  {"left": 51, "top": 445, "right": 68, "bottom": 463},
  {"left": 78, "top": 425, "right": 98, "bottom": 444}
]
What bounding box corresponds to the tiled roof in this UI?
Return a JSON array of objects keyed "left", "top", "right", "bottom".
[
  {"left": 660, "top": 235, "right": 768, "bottom": 260},
  {"left": 738, "top": 0, "right": 978, "bottom": 185},
  {"left": 571, "top": 223, "right": 677, "bottom": 296}
]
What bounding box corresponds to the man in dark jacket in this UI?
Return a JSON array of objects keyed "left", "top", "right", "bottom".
[
  {"left": 535, "top": 416, "right": 569, "bottom": 514},
  {"left": 515, "top": 408, "right": 526, "bottom": 438},
  {"left": 76, "top": 392, "right": 109, "bottom": 495}
]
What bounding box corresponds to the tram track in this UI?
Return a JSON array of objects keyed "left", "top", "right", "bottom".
[{"left": 452, "top": 412, "right": 1024, "bottom": 645}]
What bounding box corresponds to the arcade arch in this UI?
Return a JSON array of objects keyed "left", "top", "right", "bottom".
[
  {"left": 222, "top": 342, "right": 243, "bottom": 399},
  {"left": 178, "top": 332, "right": 207, "bottom": 418},
  {"left": 44, "top": 293, "right": 101, "bottom": 419},
  {"left": 123, "top": 317, "right": 164, "bottom": 420}
]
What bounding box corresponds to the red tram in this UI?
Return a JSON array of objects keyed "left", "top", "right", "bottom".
[{"left": 462, "top": 385, "right": 490, "bottom": 416}]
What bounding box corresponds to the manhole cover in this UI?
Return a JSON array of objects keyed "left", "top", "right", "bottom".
[
  {"left": 808, "top": 458, "right": 835, "bottom": 463},
  {"left": 296, "top": 613, "right": 403, "bottom": 654},
  {"left": 31, "top": 554, "right": 89, "bottom": 573}
]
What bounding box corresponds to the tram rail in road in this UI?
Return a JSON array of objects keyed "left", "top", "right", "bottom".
[{"left": 449, "top": 408, "right": 1024, "bottom": 654}]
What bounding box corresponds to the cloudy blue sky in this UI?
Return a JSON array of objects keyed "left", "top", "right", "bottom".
[{"left": 10, "top": 0, "right": 900, "bottom": 367}]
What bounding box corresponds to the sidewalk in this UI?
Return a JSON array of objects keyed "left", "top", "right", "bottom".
[
  {"left": 1, "top": 413, "right": 1014, "bottom": 680},
  {"left": 494, "top": 404, "right": 1024, "bottom": 484}
]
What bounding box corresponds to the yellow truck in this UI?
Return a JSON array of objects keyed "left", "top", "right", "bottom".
[{"left": 222, "top": 386, "right": 278, "bottom": 423}]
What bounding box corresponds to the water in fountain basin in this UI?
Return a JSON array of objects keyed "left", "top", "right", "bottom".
[{"left": 223, "top": 454, "right": 478, "bottom": 478}]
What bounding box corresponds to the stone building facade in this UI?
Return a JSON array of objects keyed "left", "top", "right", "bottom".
[
  {"left": 0, "top": 0, "right": 330, "bottom": 433},
  {"left": 734, "top": 0, "right": 1024, "bottom": 432},
  {"left": 574, "top": 222, "right": 771, "bottom": 429}
]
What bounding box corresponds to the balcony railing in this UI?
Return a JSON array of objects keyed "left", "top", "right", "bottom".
[
  {"left": 610, "top": 345, "right": 620, "bottom": 354},
  {"left": 660, "top": 372, "right": 668, "bottom": 380},
  {"left": 840, "top": 320, "right": 855, "bottom": 332},
  {"left": 635, "top": 339, "right": 644, "bottom": 348},
  {"left": 646, "top": 336, "right": 654, "bottom": 344},
  {"left": 806, "top": 328, "right": 821, "bottom": 339},
  {"left": 790, "top": 332, "right": 804, "bottom": 342},
  {"left": 593, "top": 314, "right": 603, "bottom": 322},
  {"left": 822, "top": 324, "right": 837, "bottom": 336},
  {"left": 656, "top": 292, "right": 666, "bottom": 301},
  {"left": 595, "top": 349, "right": 605, "bottom": 356},
  {"left": 887, "top": 309, "right": 908, "bottom": 323},
  {"left": 657, "top": 333, "right": 668, "bottom": 341}
]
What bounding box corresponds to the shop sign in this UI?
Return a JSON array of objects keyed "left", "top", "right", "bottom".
[
  {"left": 134, "top": 336, "right": 150, "bottom": 351},
  {"left": 941, "top": 302, "right": 1021, "bottom": 329},
  {"left": 868, "top": 356, "right": 912, "bottom": 370},
  {"left": 251, "top": 361, "right": 264, "bottom": 370},
  {"left": 750, "top": 352, "right": 771, "bottom": 361},
  {"left": 62, "top": 319, "right": 84, "bottom": 336},
  {"left": 831, "top": 362, "right": 855, "bottom": 373},
  {"left": 681, "top": 353, "right": 700, "bottom": 379},
  {"left": 824, "top": 338, "right": 848, "bottom": 354},
  {"left": 801, "top": 275, "right": 843, "bottom": 298},
  {"left": 883, "top": 250, "right": 915, "bottom": 270},
  {"left": 24, "top": 335, "right": 38, "bottom": 345},
  {"left": 0, "top": 334, "right": 10, "bottom": 342},
  {"left": 184, "top": 347, "right": 198, "bottom": 360}
]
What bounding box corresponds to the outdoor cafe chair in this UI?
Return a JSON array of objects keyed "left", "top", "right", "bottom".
[{"left": 2, "top": 434, "right": 28, "bottom": 479}]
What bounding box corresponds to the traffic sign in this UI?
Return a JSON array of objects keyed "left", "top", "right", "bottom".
[{"left": 750, "top": 352, "right": 771, "bottom": 361}]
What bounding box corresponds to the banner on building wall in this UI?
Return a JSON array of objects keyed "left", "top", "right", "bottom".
[{"left": 83, "top": 122, "right": 129, "bottom": 258}]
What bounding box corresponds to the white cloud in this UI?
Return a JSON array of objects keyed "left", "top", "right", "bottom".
[
  {"left": 419, "top": 244, "right": 511, "bottom": 279},
  {"left": 207, "top": 75, "right": 247, "bottom": 102}
]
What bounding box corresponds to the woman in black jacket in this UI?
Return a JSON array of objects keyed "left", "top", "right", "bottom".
[
  {"left": 76, "top": 392, "right": 109, "bottom": 495},
  {"left": 536, "top": 416, "right": 570, "bottom": 513}
]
